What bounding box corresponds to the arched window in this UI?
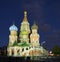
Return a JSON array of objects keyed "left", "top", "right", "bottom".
[
  {"left": 26, "top": 48, "right": 28, "bottom": 50},
  {"left": 11, "top": 49, "right": 14, "bottom": 56},
  {"left": 22, "top": 48, "right": 24, "bottom": 52}
]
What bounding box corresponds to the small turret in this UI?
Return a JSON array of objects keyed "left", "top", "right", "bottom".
[
  {"left": 9, "top": 24, "right": 18, "bottom": 46},
  {"left": 30, "top": 22, "right": 40, "bottom": 47}
]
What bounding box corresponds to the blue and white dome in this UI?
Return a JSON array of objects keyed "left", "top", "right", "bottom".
[{"left": 9, "top": 24, "right": 18, "bottom": 31}]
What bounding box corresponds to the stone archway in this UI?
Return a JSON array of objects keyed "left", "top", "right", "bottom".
[{"left": 11, "top": 49, "right": 14, "bottom": 56}]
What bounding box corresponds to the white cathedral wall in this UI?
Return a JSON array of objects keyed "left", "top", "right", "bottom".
[
  {"left": 9, "top": 35, "right": 17, "bottom": 45},
  {"left": 10, "top": 31, "right": 17, "bottom": 35},
  {"left": 30, "top": 33, "right": 40, "bottom": 46},
  {"left": 7, "top": 46, "right": 48, "bottom": 56},
  {"left": 20, "top": 22, "right": 30, "bottom": 33},
  {"left": 7, "top": 46, "right": 30, "bottom": 56}
]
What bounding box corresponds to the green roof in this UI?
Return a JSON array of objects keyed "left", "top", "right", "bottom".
[
  {"left": 21, "top": 30, "right": 28, "bottom": 35},
  {"left": 12, "top": 41, "right": 30, "bottom": 47},
  {"left": 18, "top": 42, "right": 30, "bottom": 47},
  {"left": 13, "top": 41, "right": 18, "bottom": 46}
]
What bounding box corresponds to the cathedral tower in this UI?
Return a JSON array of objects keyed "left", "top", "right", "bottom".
[
  {"left": 9, "top": 24, "right": 18, "bottom": 46},
  {"left": 19, "top": 11, "right": 30, "bottom": 43},
  {"left": 30, "top": 22, "right": 40, "bottom": 47}
]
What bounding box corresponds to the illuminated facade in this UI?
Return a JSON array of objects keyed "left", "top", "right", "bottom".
[{"left": 7, "top": 11, "right": 48, "bottom": 57}]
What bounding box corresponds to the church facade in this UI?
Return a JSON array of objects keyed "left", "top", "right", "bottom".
[{"left": 7, "top": 11, "right": 48, "bottom": 57}]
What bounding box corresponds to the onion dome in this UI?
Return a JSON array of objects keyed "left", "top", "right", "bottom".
[
  {"left": 9, "top": 24, "right": 18, "bottom": 31},
  {"left": 32, "top": 22, "right": 38, "bottom": 29}
]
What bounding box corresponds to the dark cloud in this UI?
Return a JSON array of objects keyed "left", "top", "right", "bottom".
[
  {"left": 37, "top": 23, "right": 51, "bottom": 33},
  {"left": 45, "top": 33, "right": 60, "bottom": 42},
  {"left": 46, "top": 35, "right": 57, "bottom": 41},
  {"left": 53, "top": 29, "right": 60, "bottom": 35},
  {"left": 45, "top": 33, "right": 60, "bottom": 50}
]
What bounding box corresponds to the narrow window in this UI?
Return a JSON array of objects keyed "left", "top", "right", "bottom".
[
  {"left": 22, "top": 48, "right": 24, "bottom": 52},
  {"left": 26, "top": 48, "right": 28, "bottom": 50}
]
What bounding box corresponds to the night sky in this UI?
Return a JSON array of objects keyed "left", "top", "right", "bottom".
[{"left": 0, "top": 0, "right": 60, "bottom": 51}]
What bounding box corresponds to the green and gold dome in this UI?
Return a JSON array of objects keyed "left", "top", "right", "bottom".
[{"left": 32, "top": 22, "right": 38, "bottom": 29}]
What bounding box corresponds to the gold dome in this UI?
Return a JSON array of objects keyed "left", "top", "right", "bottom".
[{"left": 24, "top": 11, "right": 27, "bottom": 16}]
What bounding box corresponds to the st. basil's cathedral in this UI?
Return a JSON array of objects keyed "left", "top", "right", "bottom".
[{"left": 7, "top": 11, "right": 48, "bottom": 58}]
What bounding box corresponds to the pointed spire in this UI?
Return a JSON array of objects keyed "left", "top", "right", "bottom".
[
  {"left": 23, "top": 11, "right": 28, "bottom": 21},
  {"left": 24, "top": 11, "right": 27, "bottom": 16}
]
